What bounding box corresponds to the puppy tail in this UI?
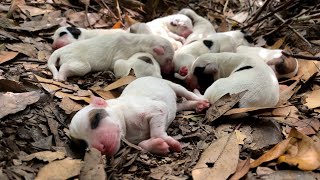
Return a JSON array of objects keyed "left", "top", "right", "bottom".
[
  {"left": 174, "top": 72, "right": 187, "bottom": 80},
  {"left": 47, "top": 51, "right": 60, "bottom": 80}
]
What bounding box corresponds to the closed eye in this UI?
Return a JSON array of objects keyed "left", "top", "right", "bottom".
[{"left": 59, "top": 31, "right": 67, "bottom": 37}]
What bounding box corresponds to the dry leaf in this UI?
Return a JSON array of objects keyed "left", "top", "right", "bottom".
[
  {"left": 80, "top": 148, "right": 106, "bottom": 180},
  {"left": 35, "top": 158, "right": 82, "bottom": 180},
  {"left": 292, "top": 60, "right": 320, "bottom": 82},
  {"left": 0, "top": 51, "right": 19, "bottom": 64},
  {"left": 192, "top": 132, "right": 239, "bottom": 180},
  {"left": 0, "top": 91, "right": 40, "bottom": 119},
  {"left": 5, "top": 43, "right": 37, "bottom": 58},
  {"left": 229, "top": 157, "right": 251, "bottom": 180},
  {"left": 305, "top": 89, "right": 320, "bottom": 109},
  {"left": 18, "top": 5, "right": 53, "bottom": 16},
  {"left": 124, "top": 14, "right": 138, "bottom": 25},
  {"left": 103, "top": 75, "right": 136, "bottom": 91},
  {"left": 270, "top": 36, "right": 286, "bottom": 49},
  {"left": 55, "top": 91, "right": 91, "bottom": 103},
  {"left": 278, "top": 128, "right": 320, "bottom": 170},
  {"left": 112, "top": 21, "right": 122, "bottom": 29},
  {"left": 20, "top": 151, "right": 65, "bottom": 162},
  {"left": 59, "top": 97, "right": 83, "bottom": 114}
]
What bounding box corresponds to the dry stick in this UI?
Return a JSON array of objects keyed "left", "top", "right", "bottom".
[
  {"left": 251, "top": 0, "right": 274, "bottom": 21},
  {"left": 241, "top": 0, "right": 294, "bottom": 30},
  {"left": 223, "top": 0, "right": 229, "bottom": 14},
  {"left": 294, "top": 13, "right": 320, "bottom": 21},
  {"left": 274, "top": 13, "right": 312, "bottom": 47},
  {"left": 282, "top": 51, "right": 320, "bottom": 61},
  {"left": 114, "top": 0, "right": 122, "bottom": 21},
  {"left": 99, "top": 0, "right": 120, "bottom": 21}
]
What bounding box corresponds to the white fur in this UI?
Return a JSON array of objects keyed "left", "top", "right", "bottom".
[
  {"left": 129, "top": 14, "right": 193, "bottom": 50},
  {"left": 236, "top": 46, "right": 299, "bottom": 79},
  {"left": 47, "top": 33, "right": 174, "bottom": 81},
  {"left": 69, "top": 77, "right": 209, "bottom": 155},
  {"left": 113, "top": 52, "right": 162, "bottom": 78},
  {"left": 52, "top": 26, "right": 126, "bottom": 49},
  {"left": 178, "top": 8, "right": 216, "bottom": 44},
  {"left": 189, "top": 53, "right": 279, "bottom": 108},
  {"left": 173, "top": 30, "right": 250, "bottom": 80}
]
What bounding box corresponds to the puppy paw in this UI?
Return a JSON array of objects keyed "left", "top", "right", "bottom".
[{"left": 196, "top": 100, "right": 210, "bottom": 112}]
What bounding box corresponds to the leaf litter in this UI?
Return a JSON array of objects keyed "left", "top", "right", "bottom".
[{"left": 0, "top": 0, "right": 320, "bottom": 179}]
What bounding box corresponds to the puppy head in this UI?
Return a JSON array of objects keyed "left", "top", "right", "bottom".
[
  {"left": 167, "top": 14, "right": 193, "bottom": 38},
  {"left": 52, "top": 26, "right": 82, "bottom": 50}
]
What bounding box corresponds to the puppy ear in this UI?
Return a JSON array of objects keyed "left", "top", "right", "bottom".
[
  {"left": 204, "top": 63, "right": 218, "bottom": 74},
  {"left": 90, "top": 96, "right": 107, "bottom": 108},
  {"left": 153, "top": 46, "right": 165, "bottom": 55},
  {"left": 170, "top": 21, "right": 178, "bottom": 27}
]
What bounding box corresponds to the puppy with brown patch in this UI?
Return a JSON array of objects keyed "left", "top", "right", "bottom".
[
  {"left": 69, "top": 76, "right": 209, "bottom": 156},
  {"left": 52, "top": 26, "right": 126, "bottom": 50},
  {"left": 185, "top": 53, "right": 279, "bottom": 108},
  {"left": 47, "top": 33, "right": 174, "bottom": 81},
  {"left": 236, "top": 46, "right": 298, "bottom": 79},
  {"left": 114, "top": 52, "right": 162, "bottom": 78}
]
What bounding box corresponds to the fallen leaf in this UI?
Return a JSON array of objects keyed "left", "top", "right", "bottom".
[
  {"left": 5, "top": 43, "right": 37, "bottom": 58},
  {"left": 0, "top": 91, "right": 40, "bottom": 119},
  {"left": 35, "top": 158, "right": 82, "bottom": 180},
  {"left": 18, "top": 5, "right": 53, "bottom": 17},
  {"left": 59, "top": 97, "right": 83, "bottom": 114},
  {"left": 20, "top": 151, "right": 65, "bottom": 162},
  {"left": 80, "top": 148, "right": 106, "bottom": 180},
  {"left": 103, "top": 75, "right": 136, "bottom": 91},
  {"left": 305, "top": 89, "right": 320, "bottom": 109},
  {"left": 0, "top": 79, "right": 27, "bottom": 93},
  {"left": 124, "top": 14, "right": 137, "bottom": 25},
  {"left": 235, "top": 130, "right": 246, "bottom": 145},
  {"left": 270, "top": 36, "right": 286, "bottom": 49},
  {"left": 229, "top": 157, "right": 250, "bottom": 180},
  {"left": 112, "top": 21, "right": 122, "bottom": 29},
  {"left": 192, "top": 132, "right": 239, "bottom": 180},
  {"left": 0, "top": 51, "right": 18, "bottom": 64}
]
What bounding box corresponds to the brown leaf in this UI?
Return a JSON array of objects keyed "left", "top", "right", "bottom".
[
  {"left": 59, "top": 97, "right": 83, "bottom": 114},
  {"left": 20, "top": 151, "right": 65, "bottom": 162},
  {"left": 0, "top": 91, "right": 40, "bottom": 119},
  {"left": 278, "top": 128, "right": 320, "bottom": 170},
  {"left": 277, "top": 80, "right": 300, "bottom": 106},
  {"left": 292, "top": 60, "right": 320, "bottom": 82},
  {"left": 0, "top": 79, "right": 27, "bottom": 93},
  {"left": 35, "top": 158, "right": 82, "bottom": 180},
  {"left": 112, "top": 21, "right": 122, "bottom": 29},
  {"left": 305, "top": 89, "right": 320, "bottom": 109},
  {"left": 192, "top": 132, "right": 239, "bottom": 180},
  {"left": 103, "top": 75, "right": 136, "bottom": 91},
  {"left": 80, "top": 148, "right": 106, "bottom": 180},
  {"left": 5, "top": 43, "right": 37, "bottom": 58},
  {"left": 229, "top": 157, "right": 251, "bottom": 180},
  {"left": 18, "top": 5, "right": 53, "bottom": 17},
  {"left": 124, "top": 14, "right": 138, "bottom": 26},
  {"left": 0, "top": 51, "right": 18, "bottom": 64},
  {"left": 7, "top": 0, "right": 25, "bottom": 18},
  {"left": 270, "top": 36, "right": 286, "bottom": 49}
]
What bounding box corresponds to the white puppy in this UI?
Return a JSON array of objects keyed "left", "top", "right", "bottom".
[
  {"left": 52, "top": 26, "right": 126, "bottom": 49},
  {"left": 128, "top": 14, "right": 193, "bottom": 49},
  {"left": 178, "top": 8, "right": 216, "bottom": 44},
  {"left": 185, "top": 53, "right": 279, "bottom": 108},
  {"left": 173, "top": 30, "right": 250, "bottom": 80},
  {"left": 236, "top": 46, "right": 298, "bottom": 79},
  {"left": 47, "top": 33, "right": 174, "bottom": 81},
  {"left": 113, "top": 52, "right": 162, "bottom": 78},
  {"left": 69, "top": 77, "right": 209, "bottom": 156}
]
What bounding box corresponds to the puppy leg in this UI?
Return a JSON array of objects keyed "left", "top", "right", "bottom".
[{"left": 57, "top": 61, "right": 91, "bottom": 81}]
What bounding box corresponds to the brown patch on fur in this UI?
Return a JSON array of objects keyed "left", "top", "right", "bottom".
[
  {"left": 275, "top": 55, "right": 298, "bottom": 74},
  {"left": 88, "top": 109, "right": 108, "bottom": 129}
]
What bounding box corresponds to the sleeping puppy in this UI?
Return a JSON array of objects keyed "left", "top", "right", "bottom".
[
  {"left": 185, "top": 52, "right": 279, "bottom": 108},
  {"left": 114, "top": 52, "right": 162, "bottom": 79},
  {"left": 178, "top": 8, "right": 216, "bottom": 45},
  {"left": 236, "top": 46, "right": 298, "bottom": 79},
  {"left": 128, "top": 14, "right": 193, "bottom": 49},
  {"left": 69, "top": 76, "right": 209, "bottom": 156},
  {"left": 173, "top": 30, "right": 251, "bottom": 80},
  {"left": 47, "top": 33, "right": 174, "bottom": 81},
  {"left": 52, "top": 26, "right": 126, "bottom": 50}
]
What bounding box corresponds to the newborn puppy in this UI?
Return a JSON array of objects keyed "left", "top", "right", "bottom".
[
  {"left": 236, "top": 46, "right": 298, "bottom": 79},
  {"left": 173, "top": 30, "right": 250, "bottom": 80},
  {"left": 113, "top": 52, "right": 162, "bottom": 78},
  {"left": 69, "top": 76, "right": 209, "bottom": 156},
  {"left": 128, "top": 14, "right": 193, "bottom": 49},
  {"left": 186, "top": 52, "right": 279, "bottom": 108},
  {"left": 52, "top": 26, "right": 126, "bottom": 50},
  {"left": 47, "top": 33, "right": 175, "bottom": 81},
  {"left": 178, "top": 8, "right": 216, "bottom": 44}
]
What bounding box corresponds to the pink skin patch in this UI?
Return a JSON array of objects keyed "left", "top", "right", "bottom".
[
  {"left": 90, "top": 96, "right": 107, "bottom": 108},
  {"left": 180, "top": 29, "right": 193, "bottom": 38},
  {"left": 161, "top": 59, "right": 174, "bottom": 74},
  {"left": 196, "top": 100, "right": 210, "bottom": 112},
  {"left": 138, "top": 137, "right": 181, "bottom": 155},
  {"left": 186, "top": 74, "right": 200, "bottom": 90},
  {"left": 90, "top": 125, "right": 121, "bottom": 156},
  {"left": 179, "top": 66, "right": 188, "bottom": 76},
  {"left": 52, "top": 34, "right": 72, "bottom": 50}
]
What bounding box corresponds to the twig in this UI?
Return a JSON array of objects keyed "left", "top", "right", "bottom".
[
  {"left": 98, "top": 0, "right": 120, "bottom": 21},
  {"left": 251, "top": 0, "right": 273, "bottom": 21},
  {"left": 0, "top": 66, "right": 9, "bottom": 71},
  {"left": 223, "top": 0, "right": 229, "bottom": 14},
  {"left": 282, "top": 51, "right": 320, "bottom": 61},
  {"left": 274, "top": 13, "right": 312, "bottom": 47},
  {"left": 121, "top": 137, "right": 143, "bottom": 151},
  {"left": 114, "top": 0, "right": 122, "bottom": 21},
  {"left": 241, "top": 0, "right": 294, "bottom": 30},
  {"left": 17, "top": 57, "right": 46, "bottom": 63},
  {"left": 293, "top": 13, "right": 320, "bottom": 21}
]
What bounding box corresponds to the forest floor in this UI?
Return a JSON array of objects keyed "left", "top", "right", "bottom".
[{"left": 0, "top": 0, "right": 320, "bottom": 179}]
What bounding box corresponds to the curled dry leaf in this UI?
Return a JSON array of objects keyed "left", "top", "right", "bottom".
[
  {"left": 80, "top": 148, "right": 106, "bottom": 180},
  {"left": 103, "top": 75, "right": 136, "bottom": 91},
  {"left": 0, "top": 51, "right": 18, "bottom": 64},
  {"left": 0, "top": 91, "right": 40, "bottom": 119},
  {"left": 192, "top": 132, "right": 239, "bottom": 180},
  {"left": 35, "top": 158, "right": 82, "bottom": 180},
  {"left": 229, "top": 157, "right": 251, "bottom": 180},
  {"left": 20, "top": 151, "right": 65, "bottom": 162}
]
